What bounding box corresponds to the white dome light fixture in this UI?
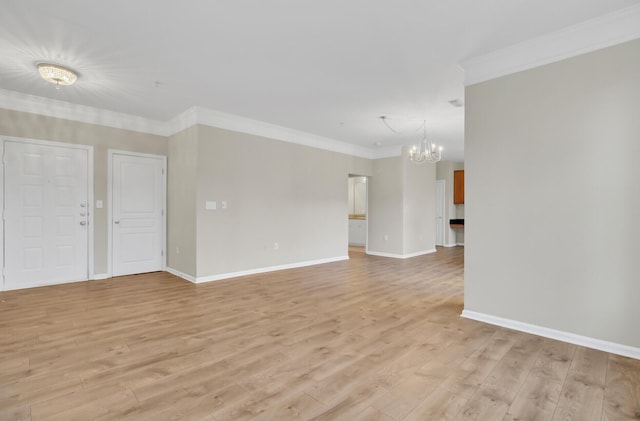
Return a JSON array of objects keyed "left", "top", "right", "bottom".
[{"left": 37, "top": 63, "right": 78, "bottom": 88}]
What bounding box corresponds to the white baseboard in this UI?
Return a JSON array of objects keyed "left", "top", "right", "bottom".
[
  {"left": 366, "top": 248, "right": 437, "bottom": 259},
  {"left": 456, "top": 243, "right": 464, "bottom": 246},
  {"left": 442, "top": 243, "right": 458, "bottom": 248},
  {"left": 92, "top": 273, "right": 110, "bottom": 280},
  {"left": 461, "top": 309, "right": 640, "bottom": 360},
  {"left": 167, "top": 256, "right": 349, "bottom": 285},
  {"left": 165, "top": 267, "right": 197, "bottom": 283}
]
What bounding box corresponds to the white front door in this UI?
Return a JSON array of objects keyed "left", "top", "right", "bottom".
[
  {"left": 4, "top": 141, "right": 89, "bottom": 289},
  {"left": 111, "top": 153, "right": 165, "bottom": 277},
  {"left": 435, "top": 180, "right": 445, "bottom": 246}
]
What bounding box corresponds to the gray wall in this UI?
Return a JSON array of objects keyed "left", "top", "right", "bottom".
[
  {"left": 0, "top": 109, "right": 168, "bottom": 274},
  {"left": 465, "top": 39, "right": 640, "bottom": 348}
]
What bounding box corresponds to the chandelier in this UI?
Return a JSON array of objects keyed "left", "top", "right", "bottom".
[
  {"left": 37, "top": 63, "right": 78, "bottom": 88},
  {"left": 409, "top": 121, "right": 442, "bottom": 164}
]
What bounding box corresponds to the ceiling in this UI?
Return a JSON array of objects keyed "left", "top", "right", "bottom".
[{"left": 0, "top": 1, "right": 637, "bottom": 161}]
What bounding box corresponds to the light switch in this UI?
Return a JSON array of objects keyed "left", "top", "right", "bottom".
[
  {"left": 221, "top": 200, "right": 227, "bottom": 209},
  {"left": 205, "top": 201, "right": 217, "bottom": 210},
  {"left": 96, "top": 200, "right": 103, "bottom": 209}
]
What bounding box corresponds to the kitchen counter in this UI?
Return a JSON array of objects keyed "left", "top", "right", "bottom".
[{"left": 450, "top": 218, "right": 464, "bottom": 229}]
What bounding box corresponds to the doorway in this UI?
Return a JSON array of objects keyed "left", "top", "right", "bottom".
[
  {"left": 2, "top": 138, "right": 93, "bottom": 290},
  {"left": 348, "top": 175, "right": 368, "bottom": 255},
  {"left": 109, "top": 150, "right": 166, "bottom": 277},
  {"left": 435, "top": 180, "right": 445, "bottom": 246}
]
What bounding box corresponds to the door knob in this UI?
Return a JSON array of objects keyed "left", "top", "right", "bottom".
[{"left": 80, "top": 221, "right": 87, "bottom": 226}]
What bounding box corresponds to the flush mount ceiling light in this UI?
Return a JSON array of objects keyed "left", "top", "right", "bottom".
[{"left": 37, "top": 63, "right": 78, "bottom": 88}]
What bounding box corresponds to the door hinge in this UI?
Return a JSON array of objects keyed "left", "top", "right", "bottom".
[
  {"left": 162, "top": 168, "right": 165, "bottom": 175},
  {"left": 161, "top": 250, "right": 164, "bottom": 257}
]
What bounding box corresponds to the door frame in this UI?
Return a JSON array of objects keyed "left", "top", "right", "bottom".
[
  {"left": 1, "top": 136, "right": 94, "bottom": 290},
  {"left": 435, "top": 179, "right": 445, "bottom": 247},
  {"left": 107, "top": 149, "right": 167, "bottom": 278}
]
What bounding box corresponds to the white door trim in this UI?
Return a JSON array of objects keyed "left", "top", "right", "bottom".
[
  {"left": 1, "top": 136, "right": 94, "bottom": 290},
  {"left": 436, "top": 179, "right": 445, "bottom": 247},
  {"left": 107, "top": 149, "right": 166, "bottom": 277}
]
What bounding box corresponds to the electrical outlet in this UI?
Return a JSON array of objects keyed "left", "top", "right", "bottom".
[
  {"left": 384, "top": 235, "right": 389, "bottom": 241},
  {"left": 274, "top": 242, "right": 279, "bottom": 250}
]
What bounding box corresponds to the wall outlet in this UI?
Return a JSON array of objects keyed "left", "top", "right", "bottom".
[
  {"left": 221, "top": 200, "right": 227, "bottom": 209},
  {"left": 384, "top": 235, "right": 389, "bottom": 241},
  {"left": 274, "top": 242, "right": 279, "bottom": 250}
]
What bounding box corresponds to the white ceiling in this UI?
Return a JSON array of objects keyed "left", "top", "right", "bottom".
[{"left": 0, "top": 0, "right": 638, "bottom": 161}]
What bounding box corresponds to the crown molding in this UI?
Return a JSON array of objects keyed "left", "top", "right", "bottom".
[
  {"left": 371, "top": 144, "right": 404, "bottom": 159},
  {"left": 0, "top": 88, "right": 170, "bottom": 136},
  {"left": 460, "top": 4, "right": 640, "bottom": 86},
  {"left": 0, "top": 89, "right": 384, "bottom": 159},
  {"left": 167, "top": 106, "right": 375, "bottom": 159}
]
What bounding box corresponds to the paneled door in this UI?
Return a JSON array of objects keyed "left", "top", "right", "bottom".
[
  {"left": 111, "top": 152, "right": 165, "bottom": 277},
  {"left": 4, "top": 141, "right": 89, "bottom": 289}
]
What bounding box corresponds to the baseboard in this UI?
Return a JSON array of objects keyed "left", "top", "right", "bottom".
[
  {"left": 456, "top": 243, "right": 464, "bottom": 246},
  {"left": 165, "top": 267, "right": 197, "bottom": 283},
  {"left": 366, "top": 248, "right": 437, "bottom": 259},
  {"left": 442, "top": 243, "right": 458, "bottom": 248},
  {"left": 167, "top": 256, "right": 350, "bottom": 285},
  {"left": 461, "top": 309, "right": 640, "bottom": 360},
  {"left": 92, "top": 273, "right": 110, "bottom": 280}
]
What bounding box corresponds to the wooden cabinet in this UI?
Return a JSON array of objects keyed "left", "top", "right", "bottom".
[{"left": 453, "top": 170, "right": 464, "bottom": 204}]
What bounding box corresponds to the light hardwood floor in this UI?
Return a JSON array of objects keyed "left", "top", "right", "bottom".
[{"left": 1, "top": 247, "right": 639, "bottom": 420}]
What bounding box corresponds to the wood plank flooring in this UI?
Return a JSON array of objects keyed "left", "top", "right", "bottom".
[{"left": 1, "top": 246, "right": 639, "bottom": 420}]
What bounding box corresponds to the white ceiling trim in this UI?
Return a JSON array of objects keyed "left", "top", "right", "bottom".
[
  {"left": 0, "top": 89, "right": 397, "bottom": 159},
  {"left": 168, "top": 106, "right": 377, "bottom": 159},
  {"left": 0, "top": 88, "right": 170, "bottom": 137},
  {"left": 460, "top": 3, "right": 640, "bottom": 86}
]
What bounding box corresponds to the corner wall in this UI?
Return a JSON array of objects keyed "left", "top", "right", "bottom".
[
  {"left": 464, "top": 39, "right": 640, "bottom": 350},
  {"left": 167, "top": 124, "right": 372, "bottom": 281},
  {"left": 368, "top": 152, "right": 437, "bottom": 257}
]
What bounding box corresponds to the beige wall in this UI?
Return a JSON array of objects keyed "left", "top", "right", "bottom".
[
  {"left": 465, "top": 39, "right": 640, "bottom": 348},
  {"left": 403, "top": 152, "right": 436, "bottom": 254},
  {"left": 0, "top": 109, "right": 167, "bottom": 274},
  {"left": 168, "top": 125, "right": 372, "bottom": 279},
  {"left": 368, "top": 157, "right": 404, "bottom": 254},
  {"left": 368, "top": 153, "right": 437, "bottom": 256},
  {"left": 167, "top": 126, "right": 198, "bottom": 277}
]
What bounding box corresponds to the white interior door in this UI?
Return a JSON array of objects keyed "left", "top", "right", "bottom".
[
  {"left": 111, "top": 153, "right": 164, "bottom": 277},
  {"left": 4, "top": 141, "right": 89, "bottom": 289},
  {"left": 435, "top": 180, "right": 445, "bottom": 246}
]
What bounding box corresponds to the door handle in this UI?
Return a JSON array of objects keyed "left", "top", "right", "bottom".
[
  {"left": 80, "top": 221, "right": 87, "bottom": 226},
  {"left": 114, "top": 220, "right": 120, "bottom": 224}
]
